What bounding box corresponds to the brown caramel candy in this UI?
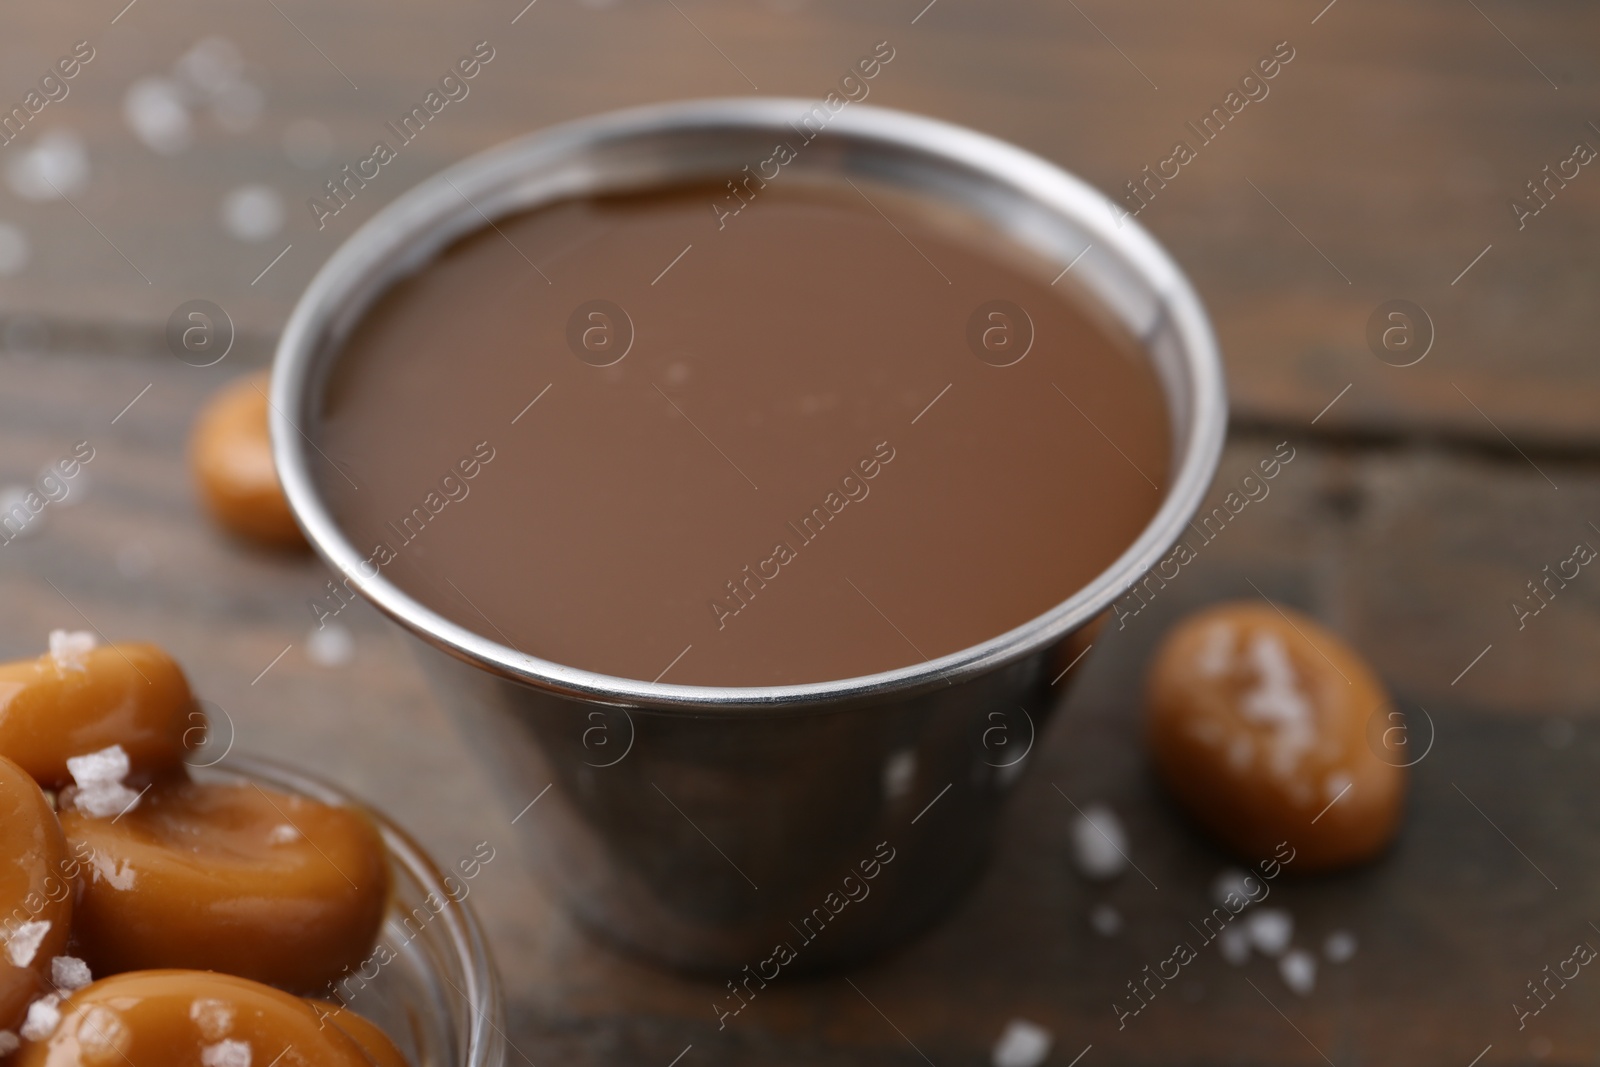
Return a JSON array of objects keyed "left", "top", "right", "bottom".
[
  {"left": 0, "top": 640, "right": 195, "bottom": 791},
  {"left": 190, "top": 372, "right": 306, "bottom": 549},
  {"left": 11, "top": 970, "right": 380, "bottom": 1066},
  {"left": 308, "top": 1000, "right": 412, "bottom": 1067},
  {"left": 63, "top": 779, "right": 390, "bottom": 992},
  {"left": 1145, "top": 602, "right": 1405, "bottom": 872},
  {"left": 0, "top": 757, "right": 74, "bottom": 1034}
]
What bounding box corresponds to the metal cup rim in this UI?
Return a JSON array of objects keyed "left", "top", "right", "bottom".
[{"left": 271, "top": 97, "right": 1227, "bottom": 714}]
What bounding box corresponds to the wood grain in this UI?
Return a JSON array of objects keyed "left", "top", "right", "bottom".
[
  {"left": 0, "top": 0, "right": 1596, "bottom": 443},
  {"left": 2, "top": 1, "right": 1597, "bottom": 1061},
  {"left": 2, "top": 349, "right": 1597, "bottom": 1064}
]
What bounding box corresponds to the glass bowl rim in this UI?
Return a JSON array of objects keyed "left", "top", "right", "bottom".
[{"left": 201, "top": 752, "right": 505, "bottom": 1067}]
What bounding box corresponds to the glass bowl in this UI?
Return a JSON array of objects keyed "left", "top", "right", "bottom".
[{"left": 198, "top": 754, "right": 506, "bottom": 1067}]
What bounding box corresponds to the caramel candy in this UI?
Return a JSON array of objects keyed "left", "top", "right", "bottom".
[
  {"left": 0, "top": 638, "right": 195, "bottom": 791},
  {"left": 0, "top": 757, "right": 74, "bottom": 1034},
  {"left": 190, "top": 372, "right": 306, "bottom": 549},
  {"left": 308, "top": 1000, "right": 412, "bottom": 1067},
  {"left": 62, "top": 780, "right": 390, "bottom": 992},
  {"left": 1145, "top": 602, "right": 1405, "bottom": 872},
  {"left": 11, "top": 970, "right": 380, "bottom": 1066}
]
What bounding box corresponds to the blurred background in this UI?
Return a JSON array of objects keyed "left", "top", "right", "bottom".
[{"left": 2, "top": 1, "right": 1597, "bottom": 1064}]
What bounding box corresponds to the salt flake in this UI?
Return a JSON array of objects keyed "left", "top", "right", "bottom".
[
  {"left": 992, "top": 1019, "right": 1052, "bottom": 1067},
  {"left": 6, "top": 130, "right": 89, "bottom": 202},
  {"left": 1211, "top": 868, "right": 1259, "bottom": 907},
  {"left": 19, "top": 994, "right": 62, "bottom": 1041},
  {"left": 67, "top": 744, "right": 143, "bottom": 819},
  {"left": 1070, "top": 803, "right": 1128, "bottom": 881},
  {"left": 1217, "top": 923, "right": 1251, "bottom": 966},
  {"left": 122, "top": 78, "right": 192, "bottom": 155},
  {"left": 5, "top": 920, "right": 50, "bottom": 967},
  {"left": 50, "top": 956, "right": 91, "bottom": 992},
  {"left": 305, "top": 623, "right": 353, "bottom": 667},
  {"left": 1324, "top": 929, "right": 1357, "bottom": 963},
  {"left": 1240, "top": 632, "right": 1317, "bottom": 780},
  {"left": 882, "top": 750, "right": 915, "bottom": 800},
  {"left": 219, "top": 184, "right": 284, "bottom": 242},
  {"left": 47, "top": 629, "right": 97, "bottom": 669},
  {"left": 89, "top": 850, "right": 136, "bottom": 890},
  {"left": 77, "top": 1004, "right": 130, "bottom": 1057},
  {"left": 74, "top": 782, "right": 142, "bottom": 819},
  {"left": 1246, "top": 908, "right": 1294, "bottom": 957},
  {"left": 66, "top": 744, "right": 129, "bottom": 786},
  {"left": 191, "top": 999, "right": 235, "bottom": 1041},
  {"left": 201, "top": 1038, "right": 252, "bottom": 1067},
  {"left": 1280, "top": 948, "right": 1317, "bottom": 995},
  {"left": 1088, "top": 903, "right": 1122, "bottom": 937}
]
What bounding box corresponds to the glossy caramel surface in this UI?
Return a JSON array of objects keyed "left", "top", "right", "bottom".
[
  {"left": 191, "top": 372, "right": 306, "bottom": 550},
  {"left": 308, "top": 1000, "right": 411, "bottom": 1067},
  {"left": 1145, "top": 602, "right": 1406, "bottom": 872},
  {"left": 11, "top": 970, "right": 378, "bottom": 1066},
  {"left": 0, "top": 756, "right": 73, "bottom": 1032},
  {"left": 0, "top": 644, "right": 194, "bottom": 791},
  {"left": 63, "top": 780, "right": 390, "bottom": 992}
]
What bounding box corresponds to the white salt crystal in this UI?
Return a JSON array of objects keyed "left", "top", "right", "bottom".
[
  {"left": 50, "top": 955, "right": 91, "bottom": 992},
  {"left": 267, "top": 824, "right": 300, "bottom": 844},
  {"left": 992, "top": 1018, "right": 1052, "bottom": 1067},
  {"left": 123, "top": 78, "right": 193, "bottom": 155},
  {"left": 6, "top": 130, "right": 90, "bottom": 201},
  {"left": 5, "top": 921, "right": 50, "bottom": 967},
  {"left": 219, "top": 185, "right": 284, "bottom": 242},
  {"left": 191, "top": 998, "right": 235, "bottom": 1041},
  {"left": 1088, "top": 903, "right": 1122, "bottom": 937},
  {"left": 1324, "top": 929, "right": 1357, "bottom": 963},
  {"left": 1211, "top": 868, "right": 1256, "bottom": 907},
  {"left": 0, "top": 1031, "right": 18, "bottom": 1055},
  {"left": 73, "top": 782, "right": 142, "bottom": 819},
  {"left": 882, "top": 750, "right": 915, "bottom": 800},
  {"left": 306, "top": 623, "right": 354, "bottom": 667},
  {"left": 1279, "top": 948, "right": 1317, "bottom": 995},
  {"left": 69, "top": 744, "right": 142, "bottom": 819},
  {"left": 1217, "top": 923, "right": 1251, "bottom": 965},
  {"left": 48, "top": 630, "right": 97, "bottom": 669},
  {"left": 76, "top": 1004, "right": 130, "bottom": 1058},
  {"left": 1070, "top": 803, "right": 1128, "bottom": 880},
  {"left": 201, "top": 1038, "right": 252, "bottom": 1067},
  {"left": 1239, "top": 632, "right": 1318, "bottom": 781},
  {"left": 88, "top": 850, "right": 136, "bottom": 890},
  {"left": 1246, "top": 908, "right": 1294, "bottom": 957},
  {"left": 67, "top": 745, "right": 128, "bottom": 786},
  {"left": 0, "top": 487, "right": 39, "bottom": 539},
  {"left": 19, "top": 994, "right": 61, "bottom": 1041}
]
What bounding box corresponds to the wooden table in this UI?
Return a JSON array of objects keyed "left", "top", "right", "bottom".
[{"left": 2, "top": 1, "right": 1597, "bottom": 1064}]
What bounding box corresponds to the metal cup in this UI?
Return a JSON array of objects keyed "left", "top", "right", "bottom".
[{"left": 272, "top": 99, "right": 1226, "bottom": 972}]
